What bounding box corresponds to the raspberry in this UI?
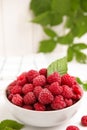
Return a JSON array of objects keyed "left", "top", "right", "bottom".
[
  {"left": 33, "top": 75, "right": 46, "bottom": 87},
  {"left": 51, "top": 95, "right": 66, "bottom": 110},
  {"left": 23, "top": 92, "right": 36, "bottom": 105},
  {"left": 81, "top": 115, "right": 87, "bottom": 126},
  {"left": 9, "top": 80, "right": 17, "bottom": 86},
  {"left": 38, "top": 88, "right": 54, "bottom": 104},
  {"left": 65, "top": 98, "right": 73, "bottom": 107},
  {"left": 66, "top": 125, "right": 80, "bottom": 130},
  {"left": 48, "top": 82, "right": 63, "bottom": 96},
  {"left": 47, "top": 72, "right": 61, "bottom": 84},
  {"left": 12, "top": 94, "right": 23, "bottom": 107},
  {"left": 8, "top": 94, "right": 14, "bottom": 101},
  {"left": 39, "top": 68, "right": 47, "bottom": 77},
  {"left": 33, "top": 86, "right": 43, "bottom": 98},
  {"left": 23, "top": 105, "right": 33, "bottom": 110},
  {"left": 27, "top": 70, "right": 39, "bottom": 83},
  {"left": 34, "top": 102, "right": 46, "bottom": 111},
  {"left": 10, "top": 85, "right": 22, "bottom": 94},
  {"left": 17, "top": 72, "right": 28, "bottom": 86},
  {"left": 22, "top": 83, "right": 34, "bottom": 95},
  {"left": 6, "top": 85, "right": 15, "bottom": 95},
  {"left": 62, "top": 85, "right": 74, "bottom": 99},
  {"left": 72, "top": 84, "right": 83, "bottom": 100},
  {"left": 61, "top": 74, "right": 77, "bottom": 87}
]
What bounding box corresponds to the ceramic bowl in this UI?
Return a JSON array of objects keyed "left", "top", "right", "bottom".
[{"left": 4, "top": 89, "right": 84, "bottom": 127}]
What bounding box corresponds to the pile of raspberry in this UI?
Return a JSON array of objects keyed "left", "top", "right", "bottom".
[{"left": 6, "top": 68, "right": 83, "bottom": 111}]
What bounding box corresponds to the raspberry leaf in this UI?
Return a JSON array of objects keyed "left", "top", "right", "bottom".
[
  {"left": 47, "top": 57, "right": 67, "bottom": 75},
  {"left": 0, "top": 120, "right": 24, "bottom": 130}
]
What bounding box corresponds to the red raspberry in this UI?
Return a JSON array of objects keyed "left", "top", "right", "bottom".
[
  {"left": 81, "top": 115, "right": 87, "bottom": 126},
  {"left": 48, "top": 82, "right": 63, "bottom": 96},
  {"left": 8, "top": 94, "right": 14, "bottom": 101},
  {"left": 47, "top": 72, "right": 61, "bottom": 84},
  {"left": 17, "top": 72, "right": 28, "bottom": 86},
  {"left": 65, "top": 98, "right": 73, "bottom": 107},
  {"left": 23, "top": 92, "right": 36, "bottom": 105},
  {"left": 38, "top": 88, "right": 54, "bottom": 105},
  {"left": 33, "top": 75, "right": 46, "bottom": 87},
  {"left": 6, "top": 85, "right": 15, "bottom": 95},
  {"left": 66, "top": 125, "right": 80, "bottom": 130},
  {"left": 34, "top": 102, "right": 46, "bottom": 111},
  {"left": 10, "top": 85, "right": 22, "bottom": 94},
  {"left": 62, "top": 85, "right": 74, "bottom": 99},
  {"left": 12, "top": 94, "right": 23, "bottom": 107},
  {"left": 51, "top": 95, "right": 66, "bottom": 110},
  {"left": 22, "top": 83, "right": 34, "bottom": 95},
  {"left": 39, "top": 68, "right": 47, "bottom": 77},
  {"left": 72, "top": 84, "right": 83, "bottom": 100},
  {"left": 23, "top": 105, "right": 33, "bottom": 110},
  {"left": 27, "top": 70, "right": 39, "bottom": 83},
  {"left": 61, "top": 74, "right": 77, "bottom": 87},
  {"left": 33, "top": 86, "right": 43, "bottom": 98},
  {"left": 9, "top": 80, "right": 17, "bottom": 86}
]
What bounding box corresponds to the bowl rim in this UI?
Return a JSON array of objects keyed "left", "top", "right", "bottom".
[{"left": 4, "top": 87, "right": 84, "bottom": 114}]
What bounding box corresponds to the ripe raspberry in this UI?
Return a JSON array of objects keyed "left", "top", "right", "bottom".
[
  {"left": 72, "top": 84, "right": 83, "bottom": 100},
  {"left": 34, "top": 102, "right": 46, "bottom": 111},
  {"left": 47, "top": 72, "right": 61, "bottom": 84},
  {"left": 17, "top": 72, "right": 28, "bottom": 86},
  {"left": 33, "top": 86, "right": 43, "bottom": 98},
  {"left": 6, "top": 85, "right": 15, "bottom": 95},
  {"left": 48, "top": 82, "right": 63, "bottom": 96},
  {"left": 27, "top": 70, "right": 39, "bottom": 83},
  {"left": 81, "top": 115, "right": 87, "bottom": 126},
  {"left": 8, "top": 94, "right": 14, "bottom": 101},
  {"left": 39, "top": 68, "right": 47, "bottom": 77},
  {"left": 33, "top": 75, "right": 46, "bottom": 87},
  {"left": 51, "top": 95, "right": 66, "bottom": 110},
  {"left": 65, "top": 98, "right": 73, "bottom": 107},
  {"left": 22, "top": 83, "right": 34, "bottom": 95},
  {"left": 62, "top": 85, "right": 74, "bottom": 99},
  {"left": 12, "top": 94, "right": 23, "bottom": 107},
  {"left": 61, "top": 74, "right": 77, "bottom": 87},
  {"left": 10, "top": 85, "right": 22, "bottom": 94},
  {"left": 38, "top": 88, "right": 54, "bottom": 104},
  {"left": 9, "top": 80, "right": 17, "bottom": 86},
  {"left": 23, "top": 92, "right": 36, "bottom": 105},
  {"left": 23, "top": 105, "right": 33, "bottom": 110},
  {"left": 66, "top": 125, "right": 80, "bottom": 130}
]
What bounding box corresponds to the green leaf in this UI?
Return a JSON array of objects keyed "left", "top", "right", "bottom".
[
  {"left": 83, "top": 83, "right": 87, "bottom": 91},
  {"left": 80, "top": 0, "right": 87, "bottom": 12},
  {"left": 51, "top": 0, "right": 71, "bottom": 15},
  {"left": 47, "top": 57, "right": 67, "bottom": 76},
  {"left": 71, "top": 14, "right": 87, "bottom": 37},
  {"left": 67, "top": 46, "right": 74, "bottom": 62},
  {"left": 70, "top": 0, "right": 80, "bottom": 14},
  {"left": 58, "top": 32, "right": 74, "bottom": 45},
  {"left": 38, "top": 39, "right": 57, "bottom": 53},
  {"left": 76, "top": 77, "right": 83, "bottom": 84},
  {"left": 75, "top": 51, "right": 87, "bottom": 63},
  {"left": 73, "top": 43, "right": 87, "bottom": 50},
  {"left": 49, "top": 11, "right": 63, "bottom": 26},
  {"left": 32, "top": 12, "right": 51, "bottom": 26},
  {"left": 32, "top": 11, "right": 63, "bottom": 26},
  {"left": 30, "top": 0, "right": 51, "bottom": 16},
  {"left": 43, "top": 27, "right": 57, "bottom": 38},
  {"left": 0, "top": 120, "right": 24, "bottom": 130},
  {"left": 3, "top": 127, "right": 14, "bottom": 130}
]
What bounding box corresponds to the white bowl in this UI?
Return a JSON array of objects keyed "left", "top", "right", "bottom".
[{"left": 4, "top": 89, "right": 84, "bottom": 127}]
